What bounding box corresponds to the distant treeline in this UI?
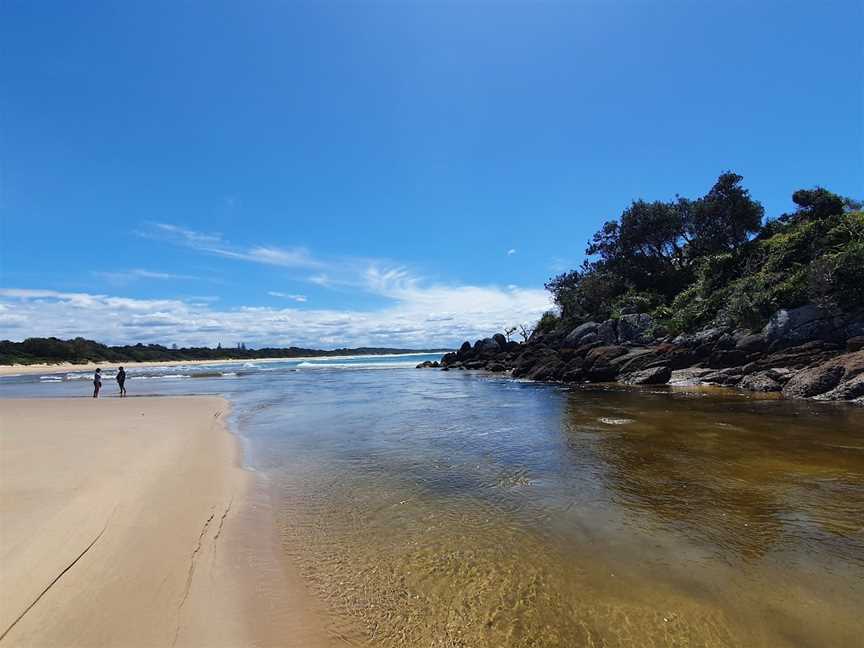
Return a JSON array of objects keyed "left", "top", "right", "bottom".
[{"left": 0, "top": 337, "right": 448, "bottom": 366}]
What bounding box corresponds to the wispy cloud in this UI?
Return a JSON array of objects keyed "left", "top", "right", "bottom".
[
  {"left": 143, "top": 223, "right": 320, "bottom": 269},
  {"left": 94, "top": 268, "right": 200, "bottom": 285},
  {"left": 507, "top": 249, "right": 517, "bottom": 256},
  {"left": 268, "top": 291, "right": 308, "bottom": 302}
]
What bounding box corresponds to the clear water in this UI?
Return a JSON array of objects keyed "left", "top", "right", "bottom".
[{"left": 3, "top": 358, "right": 863, "bottom": 647}]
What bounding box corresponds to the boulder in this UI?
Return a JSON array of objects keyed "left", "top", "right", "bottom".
[
  {"left": 673, "top": 327, "right": 726, "bottom": 348},
  {"left": 714, "top": 333, "right": 737, "bottom": 350},
  {"left": 585, "top": 345, "right": 628, "bottom": 368},
  {"left": 739, "top": 371, "right": 782, "bottom": 392},
  {"left": 706, "top": 349, "right": 748, "bottom": 369},
  {"left": 814, "top": 374, "right": 864, "bottom": 402},
  {"left": 617, "top": 313, "right": 654, "bottom": 344},
  {"left": 525, "top": 360, "right": 565, "bottom": 381},
  {"left": 415, "top": 360, "right": 440, "bottom": 369},
  {"left": 754, "top": 341, "right": 840, "bottom": 371},
  {"left": 735, "top": 333, "right": 768, "bottom": 353},
  {"left": 669, "top": 368, "right": 715, "bottom": 386},
  {"left": 512, "top": 347, "right": 560, "bottom": 378},
  {"left": 464, "top": 359, "right": 489, "bottom": 369},
  {"left": 474, "top": 338, "right": 503, "bottom": 357},
  {"left": 782, "top": 351, "right": 864, "bottom": 399},
  {"left": 609, "top": 348, "right": 660, "bottom": 374},
  {"left": 596, "top": 320, "right": 618, "bottom": 344},
  {"left": 456, "top": 341, "right": 473, "bottom": 361},
  {"left": 487, "top": 362, "right": 506, "bottom": 373},
  {"left": 560, "top": 357, "right": 585, "bottom": 382},
  {"left": 700, "top": 368, "right": 744, "bottom": 386},
  {"left": 847, "top": 336, "right": 864, "bottom": 353},
  {"left": 763, "top": 304, "right": 846, "bottom": 346},
  {"left": 562, "top": 322, "right": 600, "bottom": 347},
  {"left": 492, "top": 333, "right": 507, "bottom": 349},
  {"left": 622, "top": 366, "right": 671, "bottom": 385}
]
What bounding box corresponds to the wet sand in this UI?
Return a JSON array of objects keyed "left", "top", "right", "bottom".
[{"left": 0, "top": 397, "right": 332, "bottom": 648}]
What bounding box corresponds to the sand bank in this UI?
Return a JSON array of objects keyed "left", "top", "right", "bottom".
[{"left": 0, "top": 397, "right": 333, "bottom": 647}]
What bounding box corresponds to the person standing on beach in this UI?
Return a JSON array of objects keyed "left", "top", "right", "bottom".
[
  {"left": 116, "top": 366, "right": 127, "bottom": 397},
  {"left": 93, "top": 368, "right": 102, "bottom": 398}
]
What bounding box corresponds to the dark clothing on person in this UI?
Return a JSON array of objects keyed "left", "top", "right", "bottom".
[
  {"left": 93, "top": 371, "right": 102, "bottom": 398},
  {"left": 116, "top": 368, "right": 127, "bottom": 397}
]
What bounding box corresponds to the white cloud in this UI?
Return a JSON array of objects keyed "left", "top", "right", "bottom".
[
  {"left": 507, "top": 249, "right": 517, "bottom": 256},
  {"left": 0, "top": 285, "right": 551, "bottom": 348},
  {"left": 0, "top": 224, "right": 553, "bottom": 348},
  {"left": 268, "top": 291, "right": 308, "bottom": 302}
]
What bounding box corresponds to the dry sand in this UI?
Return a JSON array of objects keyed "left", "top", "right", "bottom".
[{"left": 0, "top": 397, "right": 334, "bottom": 648}]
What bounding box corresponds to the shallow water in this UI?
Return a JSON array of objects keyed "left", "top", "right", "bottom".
[{"left": 3, "top": 361, "right": 863, "bottom": 646}]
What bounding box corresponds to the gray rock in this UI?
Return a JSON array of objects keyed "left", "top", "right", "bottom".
[
  {"left": 562, "top": 322, "right": 600, "bottom": 347},
  {"left": 739, "top": 371, "right": 782, "bottom": 392},
  {"left": 669, "top": 368, "right": 715, "bottom": 386},
  {"left": 475, "top": 338, "right": 501, "bottom": 354},
  {"left": 673, "top": 327, "right": 726, "bottom": 347},
  {"left": 763, "top": 304, "right": 846, "bottom": 345},
  {"left": 622, "top": 366, "right": 671, "bottom": 385},
  {"left": 736, "top": 333, "right": 768, "bottom": 353},
  {"left": 596, "top": 320, "right": 618, "bottom": 344},
  {"left": 814, "top": 374, "right": 864, "bottom": 401},
  {"left": 492, "top": 333, "right": 507, "bottom": 349},
  {"left": 617, "top": 313, "right": 654, "bottom": 344},
  {"left": 847, "top": 336, "right": 864, "bottom": 352},
  {"left": 782, "top": 351, "right": 864, "bottom": 399}
]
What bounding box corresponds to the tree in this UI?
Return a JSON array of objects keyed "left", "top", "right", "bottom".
[
  {"left": 791, "top": 187, "right": 861, "bottom": 221},
  {"left": 682, "top": 172, "right": 764, "bottom": 254}
]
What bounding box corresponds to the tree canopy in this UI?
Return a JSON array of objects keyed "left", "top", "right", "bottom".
[{"left": 546, "top": 173, "right": 862, "bottom": 333}]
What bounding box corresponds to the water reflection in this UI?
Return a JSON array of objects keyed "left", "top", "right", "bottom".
[{"left": 246, "top": 373, "right": 864, "bottom": 647}]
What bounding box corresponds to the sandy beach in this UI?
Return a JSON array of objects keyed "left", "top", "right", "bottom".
[{"left": 0, "top": 397, "right": 333, "bottom": 648}]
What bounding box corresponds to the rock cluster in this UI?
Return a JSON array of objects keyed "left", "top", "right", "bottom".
[{"left": 431, "top": 304, "right": 864, "bottom": 403}]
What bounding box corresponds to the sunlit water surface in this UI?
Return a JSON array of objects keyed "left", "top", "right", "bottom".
[{"left": 3, "top": 357, "right": 863, "bottom": 647}]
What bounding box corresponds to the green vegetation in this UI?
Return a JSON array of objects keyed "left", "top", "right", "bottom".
[
  {"left": 0, "top": 338, "right": 445, "bottom": 366},
  {"left": 545, "top": 175, "right": 863, "bottom": 335}
]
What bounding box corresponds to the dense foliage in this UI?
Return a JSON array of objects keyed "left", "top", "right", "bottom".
[
  {"left": 546, "top": 174, "right": 863, "bottom": 335},
  {"left": 0, "top": 338, "right": 444, "bottom": 366}
]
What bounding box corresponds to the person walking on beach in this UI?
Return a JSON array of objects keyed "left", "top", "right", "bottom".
[
  {"left": 116, "top": 366, "right": 127, "bottom": 397},
  {"left": 93, "top": 368, "right": 102, "bottom": 398}
]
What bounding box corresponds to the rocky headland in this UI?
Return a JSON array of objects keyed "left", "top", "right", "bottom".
[{"left": 421, "top": 304, "right": 864, "bottom": 404}]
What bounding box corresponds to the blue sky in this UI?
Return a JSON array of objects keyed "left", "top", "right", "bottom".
[{"left": 1, "top": 1, "right": 861, "bottom": 348}]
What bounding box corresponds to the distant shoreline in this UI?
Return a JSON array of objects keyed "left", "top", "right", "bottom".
[{"left": 0, "top": 351, "right": 447, "bottom": 377}]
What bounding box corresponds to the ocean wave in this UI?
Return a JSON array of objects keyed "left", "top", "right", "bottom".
[
  {"left": 39, "top": 376, "right": 63, "bottom": 382},
  {"left": 296, "top": 361, "right": 418, "bottom": 369}
]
